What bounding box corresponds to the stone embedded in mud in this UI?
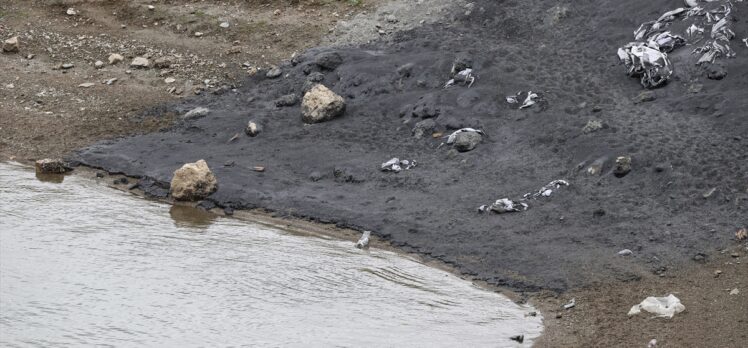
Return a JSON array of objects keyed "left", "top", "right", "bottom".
[
  {"left": 266, "top": 67, "right": 282, "bottom": 79},
  {"left": 245, "top": 120, "right": 262, "bottom": 137},
  {"left": 706, "top": 64, "right": 727, "bottom": 80},
  {"left": 170, "top": 160, "right": 218, "bottom": 201},
  {"left": 314, "top": 51, "right": 343, "bottom": 70},
  {"left": 412, "top": 118, "right": 437, "bottom": 139},
  {"left": 130, "top": 57, "right": 150, "bottom": 68},
  {"left": 183, "top": 106, "right": 210, "bottom": 120},
  {"left": 301, "top": 84, "right": 346, "bottom": 124},
  {"left": 108, "top": 53, "right": 124, "bottom": 65},
  {"left": 614, "top": 156, "right": 632, "bottom": 178},
  {"left": 452, "top": 131, "right": 482, "bottom": 152},
  {"left": 582, "top": 119, "right": 604, "bottom": 134},
  {"left": 3, "top": 36, "right": 19, "bottom": 53},
  {"left": 275, "top": 94, "right": 299, "bottom": 107},
  {"left": 34, "top": 158, "right": 71, "bottom": 174}
]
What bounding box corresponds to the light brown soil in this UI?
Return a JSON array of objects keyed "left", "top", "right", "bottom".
[
  {"left": 1, "top": 2, "right": 746, "bottom": 347},
  {"left": 0, "top": 0, "right": 381, "bottom": 159}
]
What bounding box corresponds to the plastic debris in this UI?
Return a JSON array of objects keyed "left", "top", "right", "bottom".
[
  {"left": 381, "top": 158, "right": 416, "bottom": 173},
  {"left": 355, "top": 231, "right": 371, "bottom": 249},
  {"left": 478, "top": 198, "right": 528, "bottom": 214},
  {"left": 523, "top": 179, "right": 569, "bottom": 199},
  {"left": 563, "top": 298, "right": 576, "bottom": 310},
  {"left": 506, "top": 91, "right": 543, "bottom": 109},
  {"left": 628, "top": 294, "right": 685, "bottom": 318},
  {"left": 445, "top": 68, "right": 475, "bottom": 88},
  {"left": 619, "top": 0, "right": 740, "bottom": 88}
]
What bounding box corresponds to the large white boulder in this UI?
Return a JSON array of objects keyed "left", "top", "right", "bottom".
[
  {"left": 170, "top": 160, "right": 218, "bottom": 201},
  {"left": 301, "top": 84, "right": 346, "bottom": 124}
]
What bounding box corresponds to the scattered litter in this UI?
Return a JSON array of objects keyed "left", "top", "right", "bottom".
[
  {"left": 444, "top": 68, "right": 475, "bottom": 88},
  {"left": 381, "top": 158, "right": 417, "bottom": 173},
  {"left": 506, "top": 91, "right": 543, "bottom": 109},
  {"left": 563, "top": 298, "right": 576, "bottom": 310},
  {"left": 445, "top": 128, "right": 484, "bottom": 145},
  {"left": 628, "top": 294, "right": 685, "bottom": 318},
  {"left": 618, "top": 249, "right": 633, "bottom": 256},
  {"left": 729, "top": 288, "right": 739, "bottom": 295},
  {"left": 648, "top": 339, "right": 658, "bottom": 348},
  {"left": 509, "top": 335, "right": 524, "bottom": 343},
  {"left": 618, "top": 0, "right": 740, "bottom": 88},
  {"left": 523, "top": 180, "right": 569, "bottom": 199},
  {"left": 355, "top": 231, "right": 371, "bottom": 249},
  {"left": 478, "top": 198, "right": 528, "bottom": 214}
]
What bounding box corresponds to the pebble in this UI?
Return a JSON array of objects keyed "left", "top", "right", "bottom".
[
  {"left": 78, "top": 82, "right": 95, "bottom": 88},
  {"left": 108, "top": 53, "right": 124, "bottom": 65},
  {"left": 164, "top": 77, "right": 176, "bottom": 84},
  {"left": 220, "top": 22, "right": 230, "bottom": 28},
  {"left": 94, "top": 60, "right": 104, "bottom": 69},
  {"left": 618, "top": 249, "right": 633, "bottom": 256},
  {"left": 66, "top": 8, "right": 77, "bottom": 16},
  {"left": 61, "top": 63, "right": 74, "bottom": 69},
  {"left": 194, "top": 32, "right": 203, "bottom": 37}
]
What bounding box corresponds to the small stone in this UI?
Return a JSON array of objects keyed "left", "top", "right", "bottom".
[
  {"left": 104, "top": 78, "right": 118, "bottom": 85},
  {"left": 164, "top": 77, "right": 176, "bottom": 84},
  {"left": 130, "top": 57, "right": 150, "bottom": 68},
  {"left": 309, "top": 171, "right": 323, "bottom": 182},
  {"left": 736, "top": 228, "right": 747, "bottom": 241},
  {"left": 153, "top": 57, "right": 171, "bottom": 69},
  {"left": 61, "top": 63, "right": 74, "bottom": 70},
  {"left": 275, "top": 94, "right": 298, "bottom": 107},
  {"left": 693, "top": 253, "right": 706, "bottom": 263},
  {"left": 582, "top": 119, "right": 603, "bottom": 134},
  {"left": 706, "top": 64, "right": 727, "bottom": 80},
  {"left": 245, "top": 120, "right": 262, "bottom": 137},
  {"left": 273, "top": 9, "right": 281, "bottom": 16},
  {"left": 731, "top": 253, "right": 740, "bottom": 258},
  {"left": 266, "top": 67, "right": 282, "bottom": 79},
  {"left": 253, "top": 166, "right": 265, "bottom": 172},
  {"left": 78, "top": 82, "right": 95, "bottom": 88},
  {"left": 35, "top": 158, "right": 72, "bottom": 174},
  {"left": 170, "top": 160, "right": 218, "bottom": 201},
  {"left": 633, "top": 91, "right": 656, "bottom": 104},
  {"left": 148, "top": 5, "right": 155, "bottom": 10},
  {"left": 183, "top": 107, "right": 210, "bottom": 119},
  {"left": 94, "top": 60, "right": 104, "bottom": 69},
  {"left": 66, "top": 8, "right": 77, "bottom": 16},
  {"left": 194, "top": 32, "right": 203, "bottom": 37},
  {"left": 412, "top": 119, "right": 436, "bottom": 139},
  {"left": 301, "top": 84, "right": 346, "bottom": 124},
  {"left": 108, "top": 53, "right": 124, "bottom": 65},
  {"left": 3, "top": 36, "right": 20, "bottom": 53},
  {"left": 452, "top": 131, "right": 482, "bottom": 152},
  {"left": 729, "top": 288, "right": 739, "bottom": 295},
  {"left": 614, "top": 156, "right": 632, "bottom": 178},
  {"left": 714, "top": 270, "right": 722, "bottom": 278},
  {"left": 220, "top": 22, "right": 230, "bottom": 28},
  {"left": 702, "top": 187, "right": 717, "bottom": 199}
]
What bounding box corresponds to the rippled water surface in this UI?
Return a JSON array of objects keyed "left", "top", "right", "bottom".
[{"left": 0, "top": 162, "right": 542, "bottom": 347}]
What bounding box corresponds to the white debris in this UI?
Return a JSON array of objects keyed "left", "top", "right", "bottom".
[
  {"left": 183, "top": 107, "right": 210, "bottom": 119},
  {"left": 381, "top": 158, "right": 416, "bottom": 173},
  {"left": 617, "top": 42, "right": 673, "bottom": 88},
  {"left": 444, "top": 68, "right": 475, "bottom": 88},
  {"left": 743, "top": 38, "right": 748, "bottom": 48},
  {"left": 355, "top": 231, "right": 371, "bottom": 249},
  {"left": 729, "top": 288, "right": 739, "bottom": 295},
  {"left": 78, "top": 82, "right": 95, "bottom": 88},
  {"left": 478, "top": 198, "right": 528, "bottom": 214},
  {"left": 648, "top": 339, "right": 658, "bottom": 348},
  {"left": 563, "top": 298, "right": 576, "bottom": 310},
  {"left": 66, "top": 8, "right": 77, "bottom": 16},
  {"left": 506, "top": 91, "right": 542, "bottom": 109},
  {"left": 446, "top": 128, "right": 484, "bottom": 145},
  {"left": 148, "top": 5, "right": 155, "bottom": 11},
  {"left": 524, "top": 179, "right": 569, "bottom": 199},
  {"left": 618, "top": 249, "right": 633, "bottom": 256},
  {"left": 220, "top": 22, "right": 230, "bottom": 28},
  {"left": 628, "top": 294, "right": 685, "bottom": 318}
]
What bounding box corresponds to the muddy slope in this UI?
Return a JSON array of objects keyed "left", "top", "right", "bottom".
[{"left": 73, "top": 0, "right": 748, "bottom": 291}]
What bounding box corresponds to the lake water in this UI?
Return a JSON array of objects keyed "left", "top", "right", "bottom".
[{"left": 0, "top": 162, "right": 543, "bottom": 347}]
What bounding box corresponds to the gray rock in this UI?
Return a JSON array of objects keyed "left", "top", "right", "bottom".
[
  {"left": 314, "top": 51, "right": 343, "bottom": 70},
  {"left": 706, "top": 64, "right": 727, "bottom": 80},
  {"left": 452, "top": 131, "right": 482, "bottom": 152},
  {"left": 275, "top": 94, "right": 298, "bottom": 107},
  {"left": 614, "top": 156, "right": 632, "bottom": 178},
  {"left": 108, "top": 53, "right": 124, "bottom": 65},
  {"left": 61, "top": 63, "right": 74, "bottom": 70},
  {"left": 307, "top": 72, "right": 325, "bottom": 83},
  {"left": 412, "top": 119, "right": 436, "bottom": 139},
  {"left": 301, "top": 84, "right": 346, "bottom": 124},
  {"left": 183, "top": 107, "right": 210, "bottom": 119},
  {"left": 582, "top": 119, "right": 603, "bottom": 134},
  {"left": 154, "top": 57, "right": 172, "bottom": 69},
  {"left": 94, "top": 60, "right": 104, "bottom": 69},
  {"left": 266, "top": 67, "right": 282, "bottom": 79}
]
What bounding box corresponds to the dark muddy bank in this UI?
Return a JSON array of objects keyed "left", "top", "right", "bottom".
[{"left": 73, "top": 0, "right": 748, "bottom": 292}]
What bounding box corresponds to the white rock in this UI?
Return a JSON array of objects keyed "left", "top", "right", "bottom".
[
  {"left": 220, "top": 22, "right": 230, "bottom": 28},
  {"left": 78, "top": 82, "right": 95, "bottom": 88},
  {"left": 301, "top": 84, "right": 346, "bottom": 124},
  {"left": 94, "top": 60, "right": 104, "bottom": 68},
  {"left": 108, "top": 53, "right": 124, "bottom": 65},
  {"left": 194, "top": 32, "right": 203, "bottom": 37},
  {"left": 148, "top": 5, "right": 155, "bottom": 10},
  {"left": 164, "top": 77, "right": 176, "bottom": 84},
  {"left": 170, "top": 160, "right": 218, "bottom": 201},
  {"left": 618, "top": 249, "right": 633, "bottom": 256},
  {"left": 130, "top": 57, "right": 150, "bottom": 68},
  {"left": 3, "top": 36, "right": 20, "bottom": 53},
  {"left": 183, "top": 107, "right": 210, "bottom": 119},
  {"left": 66, "top": 8, "right": 77, "bottom": 16}
]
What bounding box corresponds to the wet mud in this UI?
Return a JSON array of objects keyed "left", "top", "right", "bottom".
[{"left": 73, "top": 0, "right": 748, "bottom": 292}]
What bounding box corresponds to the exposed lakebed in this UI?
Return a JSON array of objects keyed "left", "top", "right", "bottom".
[{"left": 0, "top": 162, "right": 542, "bottom": 347}]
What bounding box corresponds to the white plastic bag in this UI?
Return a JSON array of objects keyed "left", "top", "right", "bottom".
[{"left": 628, "top": 294, "right": 685, "bottom": 318}]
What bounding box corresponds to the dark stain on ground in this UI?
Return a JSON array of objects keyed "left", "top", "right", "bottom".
[{"left": 72, "top": 0, "right": 748, "bottom": 292}]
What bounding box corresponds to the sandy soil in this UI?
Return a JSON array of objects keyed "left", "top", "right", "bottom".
[{"left": 3, "top": 0, "right": 748, "bottom": 346}]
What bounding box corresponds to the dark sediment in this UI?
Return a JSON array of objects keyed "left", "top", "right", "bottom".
[{"left": 72, "top": 0, "right": 748, "bottom": 292}]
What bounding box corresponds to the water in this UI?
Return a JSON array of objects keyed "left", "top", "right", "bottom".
[{"left": 0, "top": 162, "right": 543, "bottom": 347}]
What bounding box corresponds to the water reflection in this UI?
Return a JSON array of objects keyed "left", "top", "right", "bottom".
[
  {"left": 34, "top": 172, "right": 65, "bottom": 183},
  {"left": 1, "top": 162, "right": 544, "bottom": 347},
  {"left": 169, "top": 204, "right": 216, "bottom": 229}
]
